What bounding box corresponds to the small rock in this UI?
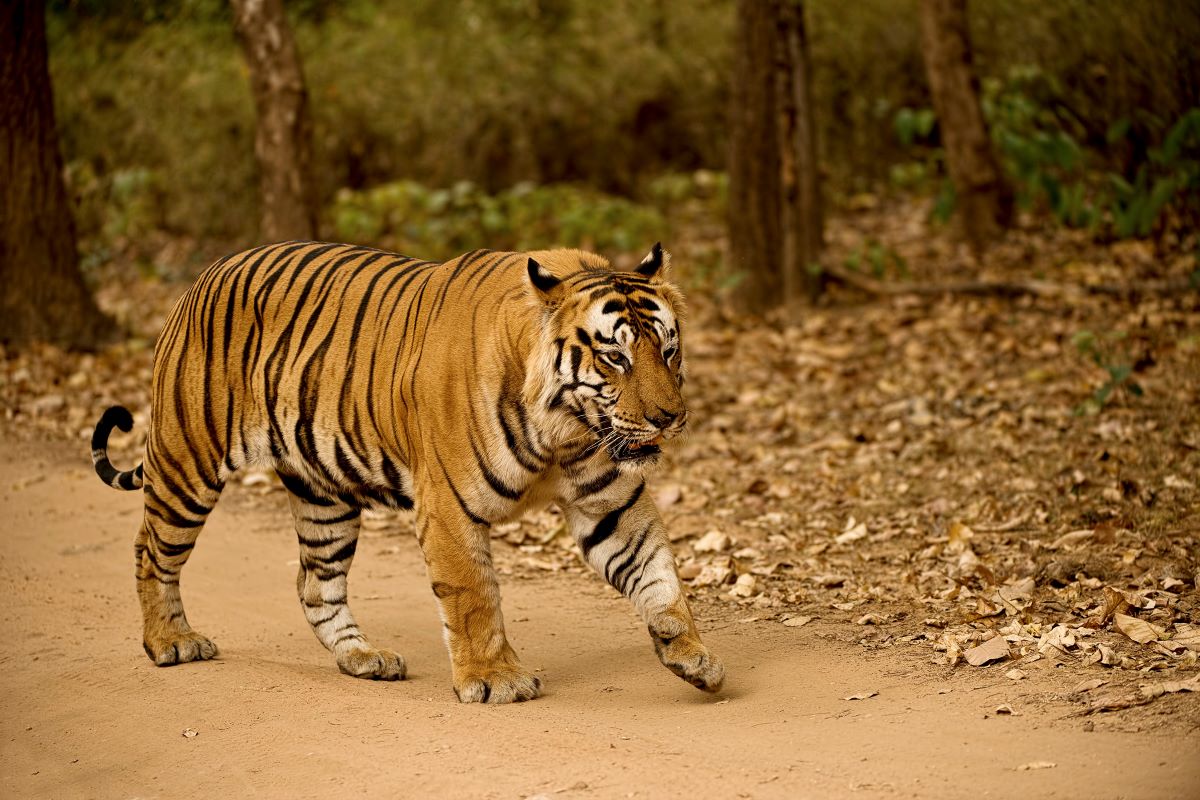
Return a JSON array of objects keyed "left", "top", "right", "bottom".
[
  {"left": 182, "top": 728, "right": 199, "bottom": 738},
  {"left": 781, "top": 615, "right": 813, "bottom": 628},
  {"left": 1005, "top": 668, "right": 1026, "bottom": 680}
]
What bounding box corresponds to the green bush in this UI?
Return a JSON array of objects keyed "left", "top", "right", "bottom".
[{"left": 330, "top": 180, "right": 665, "bottom": 261}]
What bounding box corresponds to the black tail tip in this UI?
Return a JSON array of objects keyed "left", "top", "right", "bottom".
[{"left": 99, "top": 405, "right": 134, "bottom": 434}]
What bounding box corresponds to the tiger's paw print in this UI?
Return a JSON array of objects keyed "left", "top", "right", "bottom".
[
  {"left": 454, "top": 666, "right": 542, "bottom": 704},
  {"left": 144, "top": 630, "right": 219, "bottom": 666},
  {"left": 337, "top": 645, "right": 407, "bottom": 680},
  {"left": 652, "top": 632, "right": 725, "bottom": 693}
]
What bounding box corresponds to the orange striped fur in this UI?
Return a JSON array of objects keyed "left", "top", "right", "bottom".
[{"left": 92, "top": 241, "right": 723, "bottom": 702}]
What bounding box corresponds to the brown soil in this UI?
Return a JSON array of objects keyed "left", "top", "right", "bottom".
[{"left": 2, "top": 434, "right": 1197, "bottom": 800}]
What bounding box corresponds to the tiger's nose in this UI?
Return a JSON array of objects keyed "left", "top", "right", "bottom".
[{"left": 645, "top": 407, "right": 682, "bottom": 430}]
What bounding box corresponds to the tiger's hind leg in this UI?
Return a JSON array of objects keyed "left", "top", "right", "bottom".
[
  {"left": 281, "top": 472, "right": 406, "bottom": 680},
  {"left": 136, "top": 475, "right": 223, "bottom": 666}
]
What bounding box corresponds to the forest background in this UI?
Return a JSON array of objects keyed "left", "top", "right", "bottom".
[{"left": 41, "top": 0, "right": 1200, "bottom": 290}]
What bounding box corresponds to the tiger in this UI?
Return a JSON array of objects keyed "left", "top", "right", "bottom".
[{"left": 90, "top": 240, "right": 724, "bottom": 703}]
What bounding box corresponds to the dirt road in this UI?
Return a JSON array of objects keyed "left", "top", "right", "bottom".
[{"left": 2, "top": 434, "right": 1197, "bottom": 799}]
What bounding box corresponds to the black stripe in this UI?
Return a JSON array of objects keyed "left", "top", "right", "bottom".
[
  {"left": 278, "top": 471, "right": 335, "bottom": 507},
  {"left": 611, "top": 523, "right": 654, "bottom": 593},
  {"left": 575, "top": 467, "right": 620, "bottom": 498},
  {"left": 304, "top": 507, "right": 361, "bottom": 526},
  {"left": 470, "top": 437, "right": 523, "bottom": 501},
  {"left": 581, "top": 483, "right": 644, "bottom": 555},
  {"left": 152, "top": 534, "right": 196, "bottom": 559},
  {"left": 309, "top": 537, "right": 358, "bottom": 565}
]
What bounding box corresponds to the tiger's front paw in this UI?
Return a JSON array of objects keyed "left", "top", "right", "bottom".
[
  {"left": 144, "top": 630, "right": 219, "bottom": 666},
  {"left": 652, "top": 632, "right": 725, "bottom": 693},
  {"left": 337, "top": 645, "right": 407, "bottom": 680},
  {"left": 453, "top": 665, "right": 542, "bottom": 704}
]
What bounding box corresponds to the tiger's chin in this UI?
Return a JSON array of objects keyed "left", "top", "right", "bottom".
[{"left": 608, "top": 434, "right": 666, "bottom": 469}]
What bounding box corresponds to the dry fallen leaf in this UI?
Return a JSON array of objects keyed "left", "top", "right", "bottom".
[
  {"left": 947, "top": 521, "right": 974, "bottom": 553},
  {"left": 1113, "top": 613, "right": 1166, "bottom": 645},
  {"left": 694, "top": 530, "right": 732, "bottom": 554},
  {"left": 1037, "top": 625, "right": 1077, "bottom": 658},
  {"left": 835, "top": 518, "right": 868, "bottom": 545},
  {"left": 843, "top": 690, "right": 879, "bottom": 701},
  {"left": 182, "top": 728, "right": 199, "bottom": 739},
  {"left": 1071, "top": 678, "right": 1109, "bottom": 694},
  {"left": 1139, "top": 674, "right": 1200, "bottom": 699},
  {"left": 965, "top": 635, "right": 1011, "bottom": 667},
  {"left": 728, "top": 573, "right": 757, "bottom": 598},
  {"left": 1166, "top": 624, "right": 1200, "bottom": 653}
]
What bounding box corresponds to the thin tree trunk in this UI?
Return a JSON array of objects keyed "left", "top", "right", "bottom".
[
  {"left": 729, "top": 0, "right": 783, "bottom": 312},
  {"left": 729, "top": 0, "right": 823, "bottom": 314},
  {"left": 918, "top": 0, "right": 1012, "bottom": 252},
  {"left": 0, "top": 0, "right": 113, "bottom": 348},
  {"left": 777, "top": 0, "right": 823, "bottom": 305},
  {"left": 231, "top": 0, "right": 317, "bottom": 242}
]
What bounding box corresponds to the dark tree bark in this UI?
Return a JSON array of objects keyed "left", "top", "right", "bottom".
[
  {"left": 728, "top": 0, "right": 823, "bottom": 313},
  {"left": 231, "top": 0, "right": 317, "bottom": 242},
  {"left": 919, "top": 0, "right": 1012, "bottom": 252},
  {"left": 777, "top": 0, "right": 823, "bottom": 305},
  {"left": 0, "top": 0, "right": 113, "bottom": 348}
]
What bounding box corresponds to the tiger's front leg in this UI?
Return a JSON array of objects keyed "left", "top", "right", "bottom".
[
  {"left": 416, "top": 489, "right": 542, "bottom": 704},
  {"left": 564, "top": 474, "right": 725, "bottom": 693}
]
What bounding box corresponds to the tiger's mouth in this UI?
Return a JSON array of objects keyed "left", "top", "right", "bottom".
[{"left": 609, "top": 433, "right": 665, "bottom": 463}]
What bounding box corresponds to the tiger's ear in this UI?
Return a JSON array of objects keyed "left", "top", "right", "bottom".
[
  {"left": 635, "top": 242, "right": 669, "bottom": 279},
  {"left": 527, "top": 257, "right": 563, "bottom": 304}
]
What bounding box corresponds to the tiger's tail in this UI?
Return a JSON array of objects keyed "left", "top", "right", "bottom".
[{"left": 92, "top": 406, "right": 145, "bottom": 490}]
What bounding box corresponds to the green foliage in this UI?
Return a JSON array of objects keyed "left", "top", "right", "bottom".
[
  {"left": 895, "top": 64, "right": 1200, "bottom": 239},
  {"left": 50, "top": 10, "right": 256, "bottom": 243},
  {"left": 893, "top": 107, "right": 936, "bottom": 149},
  {"left": 982, "top": 67, "right": 1098, "bottom": 228},
  {"left": 46, "top": 0, "right": 1200, "bottom": 250},
  {"left": 1106, "top": 109, "right": 1200, "bottom": 238},
  {"left": 1072, "top": 330, "right": 1144, "bottom": 415},
  {"left": 330, "top": 180, "right": 664, "bottom": 261},
  {"left": 843, "top": 239, "right": 908, "bottom": 280}
]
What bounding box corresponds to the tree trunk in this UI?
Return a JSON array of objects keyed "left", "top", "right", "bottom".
[
  {"left": 728, "top": 0, "right": 823, "bottom": 313},
  {"left": 729, "top": 0, "right": 783, "bottom": 312},
  {"left": 0, "top": 0, "right": 113, "bottom": 349},
  {"left": 777, "top": 0, "right": 823, "bottom": 305},
  {"left": 231, "top": 0, "right": 317, "bottom": 242},
  {"left": 919, "top": 0, "right": 1012, "bottom": 252}
]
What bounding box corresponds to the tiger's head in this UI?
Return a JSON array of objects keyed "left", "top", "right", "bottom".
[{"left": 525, "top": 244, "right": 687, "bottom": 469}]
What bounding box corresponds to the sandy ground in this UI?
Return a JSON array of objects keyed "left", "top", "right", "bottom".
[{"left": 2, "top": 434, "right": 1198, "bottom": 800}]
